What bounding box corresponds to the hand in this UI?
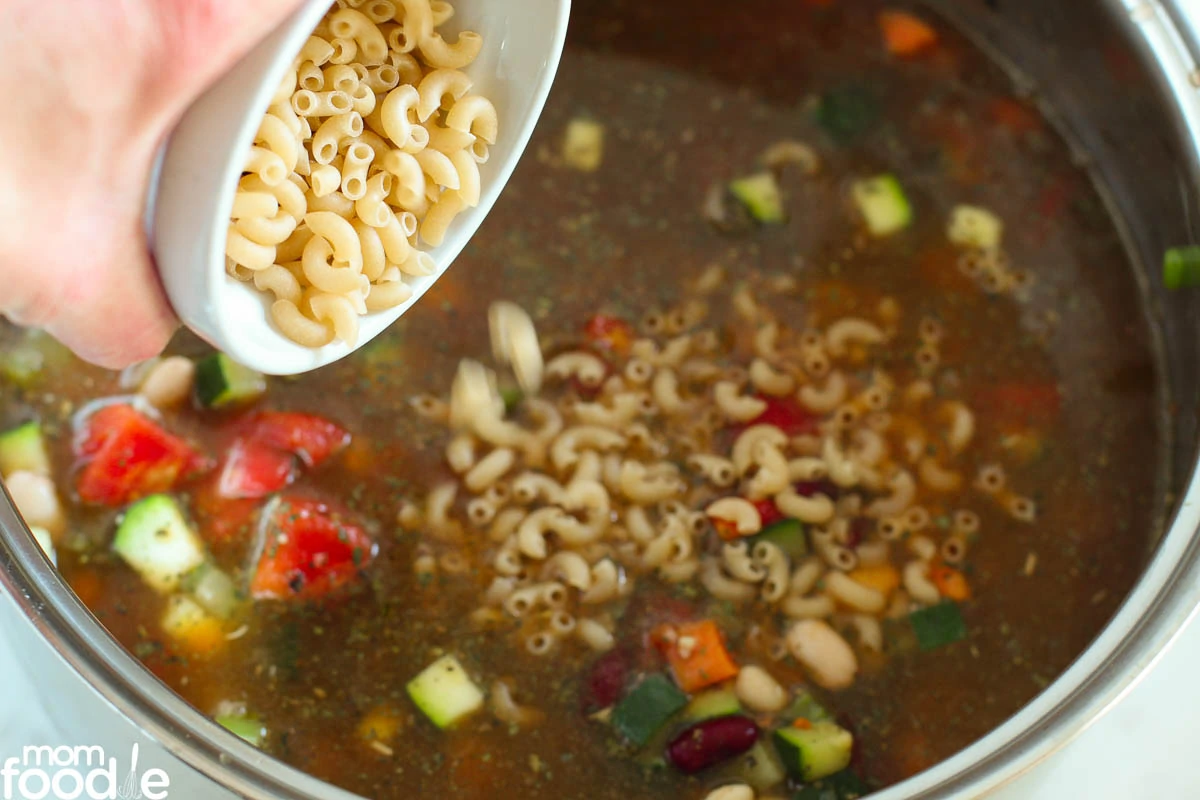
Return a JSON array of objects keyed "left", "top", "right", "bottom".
[{"left": 0, "top": 0, "right": 307, "bottom": 369}]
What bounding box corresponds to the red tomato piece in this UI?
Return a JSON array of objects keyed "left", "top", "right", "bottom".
[
  {"left": 752, "top": 498, "right": 784, "bottom": 527},
  {"left": 250, "top": 496, "right": 376, "bottom": 600},
  {"left": 976, "top": 382, "right": 1062, "bottom": 423},
  {"left": 75, "top": 404, "right": 210, "bottom": 506},
  {"left": 745, "top": 396, "right": 818, "bottom": 436},
  {"left": 245, "top": 412, "right": 350, "bottom": 468},
  {"left": 583, "top": 314, "right": 634, "bottom": 356},
  {"left": 217, "top": 437, "right": 299, "bottom": 500},
  {"left": 191, "top": 479, "right": 259, "bottom": 544}
]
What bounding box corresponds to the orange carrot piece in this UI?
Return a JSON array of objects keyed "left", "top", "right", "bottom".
[
  {"left": 849, "top": 564, "right": 901, "bottom": 597},
  {"left": 929, "top": 562, "right": 972, "bottom": 601},
  {"left": 667, "top": 620, "right": 739, "bottom": 693},
  {"left": 879, "top": 10, "right": 939, "bottom": 57},
  {"left": 66, "top": 566, "right": 104, "bottom": 610},
  {"left": 792, "top": 717, "right": 814, "bottom": 730},
  {"left": 341, "top": 436, "right": 376, "bottom": 474}
]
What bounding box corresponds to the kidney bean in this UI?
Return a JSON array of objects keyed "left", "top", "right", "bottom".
[
  {"left": 846, "top": 516, "right": 873, "bottom": 549},
  {"left": 665, "top": 715, "right": 759, "bottom": 773},
  {"left": 794, "top": 479, "right": 840, "bottom": 500},
  {"left": 581, "top": 649, "right": 629, "bottom": 713}
]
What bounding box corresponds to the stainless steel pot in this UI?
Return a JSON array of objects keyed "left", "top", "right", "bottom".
[{"left": 1, "top": 1, "right": 1198, "bottom": 798}]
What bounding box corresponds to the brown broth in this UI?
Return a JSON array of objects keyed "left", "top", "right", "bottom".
[{"left": 0, "top": 1, "right": 1163, "bottom": 797}]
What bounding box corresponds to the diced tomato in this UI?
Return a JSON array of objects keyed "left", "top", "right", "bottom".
[
  {"left": 191, "top": 479, "right": 259, "bottom": 544},
  {"left": 74, "top": 404, "right": 210, "bottom": 506},
  {"left": 583, "top": 314, "right": 635, "bottom": 356},
  {"left": 250, "top": 496, "right": 376, "bottom": 601},
  {"left": 217, "top": 437, "right": 298, "bottom": 500},
  {"left": 744, "top": 396, "right": 818, "bottom": 436},
  {"left": 976, "top": 382, "right": 1062, "bottom": 423},
  {"left": 752, "top": 498, "right": 784, "bottom": 527},
  {"left": 243, "top": 412, "right": 350, "bottom": 468}
]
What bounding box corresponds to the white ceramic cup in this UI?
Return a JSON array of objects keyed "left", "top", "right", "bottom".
[{"left": 148, "top": 0, "right": 570, "bottom": 375}]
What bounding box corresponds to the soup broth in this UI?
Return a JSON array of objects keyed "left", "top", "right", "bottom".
[{"left": 0, "top": 1, "right": 1163, "bottom": 798}]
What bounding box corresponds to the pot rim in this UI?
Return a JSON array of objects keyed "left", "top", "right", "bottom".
[{"left": 1, "top": 1, "right": 1199, "bottom": 799}]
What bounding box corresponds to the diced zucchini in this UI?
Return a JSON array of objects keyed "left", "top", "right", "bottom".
[
  {"left": 184, "top": 563, "right": 240, "bottom": 619},
  {"left": 1164, "top": 246, "right": 1200, "bottom": 290},
  {"left": 684, "top": 687, "right": 742, "bottom": 721},
  {"left": 792, "top": 769, "right": 870, "bottom": 800},
  {"left": 28, "top": 525, "right": 56, "bottom": 566},
  {"left": 562, "top": 118, "right": 606, "bottom": 172},
  {"left": 783, "top": 690, "right": 832, "bottom": 724},
  {"left": 0, "top": 421, "right": 50, "bottom": 478},
  {"left": 216, "top": 714, "right": 265, "bottom": 747},
  {"left": 161, "top": 594, "right": 223, "bottom": 650},
  {"left": 813, "top": 86, "right": 879, "bottom": 144},
  {"left": 406, "top": 654, "right": 485, "bottom": 729},
  {"left": 852, "top": 174, "right": 912, "bottom": 237},
  {"left": 909, "top": 601, "right": 967, "bottom": 651},
  {"left": 731, "top": 739, "right": 787, "bottom": 791},
  {"left": 611, "top": 673, "right": 688, "bottom": 746},
  {"left": 752, "top": 519, "right": 808, "bottom": 561},
  {"left": 500, "top": 386, "right": 524, "bottom": 413},
  {"left": 729, "top": 173, "right": 786, "bottom": 224},
  {"left": 947, "top": 204, "right": 1004, "bottom": 250},
  {"left": 113, "top": 495, "right": 207, "bottom": 593},
  {"left": 194, "top": 354, "right": 266, "bottom": 409},
  {"left": 774, "top": 720, "right": 854, "bottom": 782}
]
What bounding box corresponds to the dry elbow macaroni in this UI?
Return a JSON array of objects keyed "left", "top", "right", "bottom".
[{"left": 226, "top": 0, "right": 497, "bottom": 347}]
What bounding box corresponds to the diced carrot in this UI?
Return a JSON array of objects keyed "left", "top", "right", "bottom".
[
  {"left": 583, "top": 314, "right": 634, "bottom": 356},
  {"left": 792, "top": 717, "right": 814, "bottom": 730},
  {"left": 173, "top": 617, "right": 227, "bottom": 656},
  {"left": 341, "top": 436, "right": 376, "bottom": 474},
  {"left": 879, "top": 11, "right": 939, "bottom": 57},
  {"left": 66, "top": 567, "right": 104, "bottom": 610},
  {"left": 666, "top": 620, "right": 739, "bottom": 693},
  {"left": 929, "top": 562, "right": 972, "bottom": 601},
  {"left": 711, "top": 517, "right": 743, "bottom": 542},
  {"left": 357, "top": 706, "right": 403, "bottom": 743},
  {"left": 849, "top": 564, "right": 900, "bottom": 598}
]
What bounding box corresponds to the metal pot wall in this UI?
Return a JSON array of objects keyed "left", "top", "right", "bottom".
[{"left": 0, "top": 1, "right": 1197, "bottom": 798}]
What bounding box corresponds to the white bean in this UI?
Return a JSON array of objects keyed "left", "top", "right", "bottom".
[
  {"left": 786, "top": 618, "right": 858, "bottom": 690},
  {"left": 704, "top": 786, "right": 754, "bottom": 800},
  {"left": 735, "top": 665, "right": 788, "bottom": 712},
  {"left": 137, "top": 356, "right": 196, "bottom": 409}
]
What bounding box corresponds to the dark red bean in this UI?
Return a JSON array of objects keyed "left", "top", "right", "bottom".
[
  {"left": 794, "top": 479, "right": 840, "bottom": 500},
  {"left": 581, "top": 649, "right": 629, "bottom": 713},
  {"left": 846, "top": 517, "right": 873, "bottom": 549},
  {"left": 665, "top": 715, "right": 759, "bottom": 773}
]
